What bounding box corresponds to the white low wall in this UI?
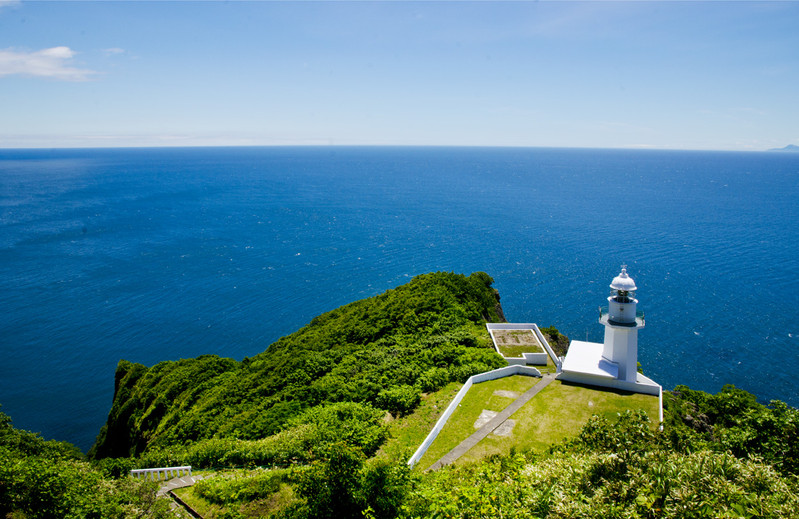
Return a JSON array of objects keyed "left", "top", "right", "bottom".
[
  {"left": 531, "top": 325, "right": 563, "bottom": 372},
  {"left": 130, "top": 466, "right": 192, "bottom": 481},
  {"left": 407, "top": 365, "right": 541, "bottom": 468},
  {"left": 524, "top": 352, "right": 548, "bottom": 364},
  {"left": 504, "top": 352, "right": 547, "bottom": 366},
  {"left": 486, "top": 323, "right": 563, "bottom": 371},
  {"left": 487, "top": 323, "right": 538, "bottom": 330}
]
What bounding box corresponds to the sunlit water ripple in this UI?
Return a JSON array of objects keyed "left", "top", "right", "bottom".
[{"left": 1, "top": 146, "right": 797, "bottom": 450}]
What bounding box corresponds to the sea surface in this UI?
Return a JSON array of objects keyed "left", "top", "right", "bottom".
[{"left": 1, "top": 146, "right": 798, "bottom": 451}]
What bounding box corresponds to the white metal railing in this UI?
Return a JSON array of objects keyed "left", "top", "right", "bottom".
[
  {"left": 598, "top": 307, "right": 645, "bottom": 327},
  {"left": 130, "top": 466, "right": 192, "bottom": 481}
]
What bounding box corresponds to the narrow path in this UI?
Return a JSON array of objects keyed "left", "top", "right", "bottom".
[
  {"left": 426, "top": 372, "right": 557, "bottom": 471},
  {"left": 156, "top": 475, "right": 202, "bottom": 497},
  {"left": 157, "top": 475, "right": 204, "bottom": 518}
]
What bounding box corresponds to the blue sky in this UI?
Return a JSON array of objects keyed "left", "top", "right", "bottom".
[{"left": 1, "top": 1, "right": 797, "bottom": 150}]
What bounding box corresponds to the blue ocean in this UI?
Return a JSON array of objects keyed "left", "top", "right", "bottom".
[{"left": 1, "top": 146, "right": 798, "bottom": 451}]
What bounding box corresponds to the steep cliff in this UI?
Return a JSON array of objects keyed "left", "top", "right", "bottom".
[{"left": 90, "top": 271, "right": 506, "bottom": 458}]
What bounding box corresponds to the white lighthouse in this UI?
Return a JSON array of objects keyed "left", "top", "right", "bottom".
[
  {"left": 560, "top": 265, "right": 660, "bottom": 396},
  {"left": 600, "top": 266, "right": 644, "bottom": 382}
]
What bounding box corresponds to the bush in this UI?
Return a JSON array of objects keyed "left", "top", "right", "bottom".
[
  {"left": 286, "top": 444, "right": 412, "bottom": 519},
  {"left": 415, "top": 367, "right": 450, "bottom": 393},
  {"left": 138, "top": 401, "right": 388, "bottom": 470},
  {"left": 294, "top": 443, "right": 365, "bottom": 519},
  {"left": 93, "top": 457, "right": 137, "bottom": 479},
  {"left": 376, "top": 385, "right": 421, "bottom": 417},
  {"left": 194, "top": 468, "right": 288, "bottom": 504}
]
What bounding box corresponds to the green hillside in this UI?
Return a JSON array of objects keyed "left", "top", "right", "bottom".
[
  {"left": 90, "top": 271, "right": 506, "bottom": 459},
  {"left": 3, "top": 271, "right": 798, "bottom": 519},
  {"left": 0, "top": 405, "right": 173, "bottom": 518}
]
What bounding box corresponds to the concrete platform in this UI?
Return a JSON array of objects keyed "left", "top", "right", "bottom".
[{"left": 561, "top": 340, "right": 618, "bottom": 379}]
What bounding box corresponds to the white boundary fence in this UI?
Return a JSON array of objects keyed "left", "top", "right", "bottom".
[
  {"left": 486, "top": 322, "right": 563, "bottom": 372},
  {"left": 408, "top": 323, "right": 663, "bottom": 468},
  {"left": 531, "top": 324, "right": 563, "bottom": 371},
  {"left": 407, "top": 365, "right": 541, "bottom": 468},
  {"left": 130, "top": 466, "right": 192, "bottom": 481}
]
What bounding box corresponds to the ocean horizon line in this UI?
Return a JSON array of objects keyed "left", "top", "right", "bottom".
[{"left": 0, "top": 143, "right": 784, "bottom": 154}]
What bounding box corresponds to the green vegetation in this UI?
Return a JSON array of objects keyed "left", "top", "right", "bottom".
[
  {"left": 91, "top": 271, "right": 507, "bottom": 460},
  {"left": 455, "top": 380, "right": 660, "bottom": 465},
  {"left": 417, "top": 375, "right": 540, "bottom": 469},
  {"left": 171, "top": 450, "right": 412, "bottom": 519},
  {"left": 417, "top": 378, "right": 659, "bottom": 470},
  {"left": 539, "top": 325, "right": 570, "bottom": 357},
  {"left": 663, "top": 383, "right": 799, "bottom": 476},
  {"left": 378, "top": 381, "right": 463, "bottom": 461},
  {"left": 407, "top": 410, "right": 799, "bottom": 518},
  {"left": 175, "top": 468, "right": 299, "bottom": 518},
  {"left": 79, "top": 380, "right": 799, "bottom": 519},
  {"left": 0, "top": 405, "right": 172, "bottom": 519},
  {"left": 496, "top": 344, "right": 540, "bottom": 357},
  {"left": 132, "top": 401, "right": 389, "bottom": 470},
  {"left": 406, "top": 384, "right": 799, "bottom": 518},
  {"left": 4, "top": 271, "right": 798, "bottom": 518}
]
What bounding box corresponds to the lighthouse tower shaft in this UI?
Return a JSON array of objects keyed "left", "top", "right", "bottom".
[{"left": 600, "top": 268, "right": 645, "bottom": 383}]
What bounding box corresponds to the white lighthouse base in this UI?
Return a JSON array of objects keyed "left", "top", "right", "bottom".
[{"left": 559, "top": 340, "right": 661, "bottom": 396}]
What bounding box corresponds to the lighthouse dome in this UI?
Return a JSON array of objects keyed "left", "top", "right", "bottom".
[{"left": 610, "top": 267, "right": 637, "bottom": 292}]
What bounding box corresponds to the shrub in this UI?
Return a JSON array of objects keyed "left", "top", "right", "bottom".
[
  {"left": 194, "top": 468, "right": 289, "bottom": 504},
  {"left": 415, "top": 367, "right": 450, "bottom": 393},
  {"left": 376, "top": 385, "right": 421, "bottom": 417}
]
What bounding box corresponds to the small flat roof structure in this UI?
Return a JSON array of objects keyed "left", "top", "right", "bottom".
[{"left": 561, "top": 340, "right": 618, "bottom": 379}]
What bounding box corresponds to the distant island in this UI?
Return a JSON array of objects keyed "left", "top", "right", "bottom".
[{"left": 768, "top": 144, "right": 799, "bottom": 152}]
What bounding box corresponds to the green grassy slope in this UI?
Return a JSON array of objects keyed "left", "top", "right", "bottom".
[{"left": 90, "top": 271, "right": 507, "bottom": 459}]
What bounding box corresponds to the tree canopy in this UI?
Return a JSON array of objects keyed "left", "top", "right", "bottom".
[{"left": 90, "top": 271, "right": 506, "bottom": 459}]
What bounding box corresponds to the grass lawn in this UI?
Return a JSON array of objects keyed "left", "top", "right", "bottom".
[
  {"left": 493, "top": 329, "right": 545, "bottom": 358},
  {"left": 498, "top": 344, "right": 542, "bottom": 357},
  {"left": 378, "top": 381, "right": 464, "bottom": 461},
  {"left": 172, "top": 485, "right": 225, "bottom": 518},
  {"left": 536, "top": 354, "right": 558, "bottom": 374},
  {"left": 455, "top": 379, "right": 660, "bottom": 465},
  {"left": 171, "top": 470, "right": 298, "bottom": 519},
  {"left": 415, "top": 375, "right": 540, "bottom": 470}
]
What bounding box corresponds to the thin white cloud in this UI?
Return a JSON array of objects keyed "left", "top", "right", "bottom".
[
  {"left": 103, "top": 47, "right": 125, "bottom": 56},
  {"left": 0, "top": 46, "right": 96, "bottom": 81}
]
